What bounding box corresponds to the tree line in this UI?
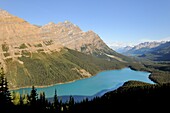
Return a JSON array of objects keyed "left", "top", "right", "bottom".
[
  {"left": 1, "top": 67, "right": 170, "bottom": 113},
  {"left": 0, "top": 67, "right": 76, "bottom": 113}
]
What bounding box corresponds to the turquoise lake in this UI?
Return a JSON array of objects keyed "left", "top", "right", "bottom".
[{"left": 12, "top": 68, "right": 154, "bottom": 98}]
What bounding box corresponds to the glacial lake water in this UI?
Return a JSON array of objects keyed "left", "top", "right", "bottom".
[{"left": 12, "top": 68, "right": 154, "bottom": 99}]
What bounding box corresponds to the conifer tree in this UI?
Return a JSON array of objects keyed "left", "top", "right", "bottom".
[
  {"left": 39, "top": 91, "right": 46, "bottom": 108},
  {"left": 68, "top": 95, "right": 74, "bottom": 110},
  {"left": 54, "top": 89, "right": 59, "bottom": 111},
  {"left": 11, "top": 91, "right": 20, "bottom": 105},
  {"left": 0, "top": 67, "right": 11, "bottom": 105},
  {"left": 30, "top": 86, "right": 38, "bottom": 107},
  {"left": 22, "top": 93, "right": 29, "bottom": 105}
]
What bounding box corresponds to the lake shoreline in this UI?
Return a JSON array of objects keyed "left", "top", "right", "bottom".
[
  {"left": 11, "top": 67, "right": 153, "bottom": 98},
  {"left": 10, "top": 67, "right": 127, "bottom": 90},
  {"left": 46, "top": 82, "right": 124, "bottom": 103},
  {"left": 10, "top": 79, "right": 78, "bottom": 91}
]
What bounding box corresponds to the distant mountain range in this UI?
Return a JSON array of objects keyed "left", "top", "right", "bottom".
[
  {"left": 0, "top": 9, "right": 131, "bottom": 89},
  {"left": 117, "top": 41, "right": 170, "bottom": 61},
  {"left": 123, "top": 41, "right": 166, "bottom": 55},
  {"left": 115, "top": 46, "right": 133, "bottom": 53},
  {"left": 138, "top": 41, "right": 170, "bottom": 61}
]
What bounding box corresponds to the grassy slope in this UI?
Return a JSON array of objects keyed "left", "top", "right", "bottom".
[{"left": 5, "top": 48, "right": 127, "bottom": 89}]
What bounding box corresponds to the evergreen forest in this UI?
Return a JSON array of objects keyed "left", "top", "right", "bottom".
[{"left": 1, "top": 68, "right": 170, "bottom": 113}]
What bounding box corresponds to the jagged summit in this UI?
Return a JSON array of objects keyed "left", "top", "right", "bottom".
[
  {"left": 0, "top": 8, "right": 5, "bottom": 12},
  {"left": 56, "top": 20, "right": 81, "bottom": 31},
  {"left": 46, "top": 22, "right": 56, "bottom": 26},
  {"left": 41, "top": 21, "right": 80, "bottom": 31},
  {"left": 43, "top": 21, "right": 77, "bottom": 28},
  {"left": 0, "top": 8, "right": 40, "bottom": 41},
  {"left": 133, "top": 41, "right": 166, "bottom": 50},
  {"left": 41, "top": 22, "right": 56, "bottom": 29},
  {"left": 0, "top": 8, "right": 12, "bottom": 17},
  {"left": 122, "top": 41, "right": 167, "bottom": 55},
  {"left": 59, "top": 20, "right": 77, "bottom": 27}
]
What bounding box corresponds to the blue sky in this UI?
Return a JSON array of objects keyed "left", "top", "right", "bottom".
[{"left": 0, "top": 0, "right": 170, "bottom": 46}]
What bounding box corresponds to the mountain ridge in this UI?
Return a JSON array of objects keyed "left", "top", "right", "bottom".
[
  {"left": 0, "top": 9, "right": 131, "bottom": 89},
  {"left": 0, "top": 8, "right": 130, "bottom": 65},
  {"left": 116, "top": 40, "right": 170, "bottom": 61},
  {"left": 121, "top": 41, "right": 167, "bottom": 55},
  {"left": 139, "top": 41, "right": 170, "bottom": 61}
]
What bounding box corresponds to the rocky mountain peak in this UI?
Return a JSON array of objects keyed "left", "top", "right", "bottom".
[
  {"left": 122, "top": 41, "right": 168, "bottom": 55},
  {"left": 0, "top": 8, "right": 11, "bottom": 17},
  {"left": 47, "top": 22, "right": 56, "bottom": 26},
  {"left": 41, "top": 22, "right": 56, "bottom": 30},
  {"left": 41, "top": 21, "right": 81, "bottom": 32},
  {"left": 133, "top": 41, "right": 166, "bottom": 50},
  {"left": 56, "top": 20, "right": 81, "bottom": 30}
]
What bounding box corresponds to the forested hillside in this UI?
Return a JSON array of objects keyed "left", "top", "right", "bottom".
[
  {"left": 5, "top": 48, "right": 127, "bottom": 89},
  {"left": 72, "top": 81, "right": 170, "bottom": 112},
  {"left": 1, "top": 73, "right": 170, "bottom": 113}
]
